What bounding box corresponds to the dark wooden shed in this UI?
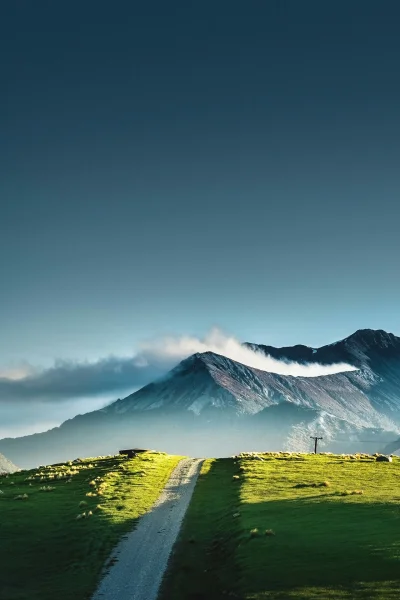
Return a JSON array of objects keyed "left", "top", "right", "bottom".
[{"left": 119, "top": 448, "right": 148, "bottom": 458}]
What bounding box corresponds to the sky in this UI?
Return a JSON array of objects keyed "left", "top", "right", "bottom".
[{"left": 1, "top": 1, "right": 400, "bottom": 436}]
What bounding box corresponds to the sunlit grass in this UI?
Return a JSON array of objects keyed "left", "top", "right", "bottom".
[
  {"left": 162, "top": 452, "right": 400, "bottom": 600},
  {"left": 236, "top": 453, "right": 400, "bottom": 598},
  {"left": 0, "top": 451, "right": 182, "bottom": 600}
]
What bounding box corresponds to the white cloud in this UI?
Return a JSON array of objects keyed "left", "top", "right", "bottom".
[
  {"left": 0, "top": 328, "right": 357, "bottom": 439},
  {"left": 139, "top": 328, "right": 357, "bottom": 377},
  {"left": 0, "top": 363, "right": 37, "bottom": 381}
]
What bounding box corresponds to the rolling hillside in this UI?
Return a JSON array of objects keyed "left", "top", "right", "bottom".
[
  {"left": 2, "top": 450, "right": 399, "bottom": 600},
  {"left": 0, "top": 451, "right": 181, "bottom": 600},
  {"left": 161, "top": 452, "right": 400, "bottom": 600}
]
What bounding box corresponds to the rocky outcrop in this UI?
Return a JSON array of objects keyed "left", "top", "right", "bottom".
[{"left": 0, "top": 453, "right": 19, "bottom": 474}]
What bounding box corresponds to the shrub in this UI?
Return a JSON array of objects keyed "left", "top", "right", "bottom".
[
  {"left": 265, "top": 529, "right": 275, "bottom": 536},
  {"left": 250, "top": 528, "right": 259, "bottom": 537},
  {"left": 294, "top": 481, "right": 330, "bottom": 489}
]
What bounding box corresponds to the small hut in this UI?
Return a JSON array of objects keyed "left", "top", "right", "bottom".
[{"left": 119, "top": 448, "right": 148, "bottom": 458}]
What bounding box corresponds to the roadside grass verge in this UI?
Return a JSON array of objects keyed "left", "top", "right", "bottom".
[
  {"left": 162, "top": 452, "right": 400, "bottom": 600},
  {"left": 0, "top": 451, "right": 182, "bottom": 600},
  {"left": 159, "top": 458, "right": 242, "bottom": 600}
]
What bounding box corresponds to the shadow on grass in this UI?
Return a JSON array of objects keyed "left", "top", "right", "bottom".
[
  {"left": 238, "top": 495, "right": 400, "bottom": 599},
  {"left": 159, "top": 458, "right": 244, "bottom": 600}
]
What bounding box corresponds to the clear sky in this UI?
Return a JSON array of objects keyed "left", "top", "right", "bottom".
[{"left": 1, "top": 0, "right": 400, "bottom": 375}]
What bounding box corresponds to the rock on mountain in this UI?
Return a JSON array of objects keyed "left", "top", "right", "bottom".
[
  {"left": 1, "top": 329, "right": 400, "bottom": 467},
  {"left": 0, "top": 453, "right": 19, "bottom": 474}
]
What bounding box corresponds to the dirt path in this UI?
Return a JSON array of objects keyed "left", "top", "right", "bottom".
[{"left": 92, "top": 458, "right": 203, "bottom": 600}]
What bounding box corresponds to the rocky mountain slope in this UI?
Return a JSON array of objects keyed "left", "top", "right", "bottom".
[{"left": 1, "top": 329, "right": 400, "bottom": 467}]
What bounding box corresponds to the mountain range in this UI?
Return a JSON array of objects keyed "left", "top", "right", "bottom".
[{"left": 1, "top": 329, "right": 400, "bottom": 468}]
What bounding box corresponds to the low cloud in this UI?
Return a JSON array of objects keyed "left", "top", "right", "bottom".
[
  {"left": 0, "top": 328, "right": 356, "bottom": 438},
  {"left": 0, "top": 395, "right": 116, "bottom": 440},
  {"left": 0, "top": 357, "right": 165, "bottom": 403},
  {"left": 138, "top": 328, "right": 357, "bottom": 377},
  {"left": 0, "top": 329, "right": 356, "bottom": 405}
]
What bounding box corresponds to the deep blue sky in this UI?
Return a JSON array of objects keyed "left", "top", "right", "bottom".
[{"left": 1, "top": 0, "right": 400, "bottom": 370}]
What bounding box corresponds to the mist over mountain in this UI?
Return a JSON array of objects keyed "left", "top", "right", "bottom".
[
  {"left": 1, "top": 329, "right": 400, "bottom": 468},
  {"left": 0, "top": 327, "right": 356, "bottom": 439}
]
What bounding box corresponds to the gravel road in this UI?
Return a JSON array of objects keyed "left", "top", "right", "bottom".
[{"left": 92, "top": 458, "right": 203, "bottom": 600}]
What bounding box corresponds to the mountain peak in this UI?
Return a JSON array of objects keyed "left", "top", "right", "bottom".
[
  {"left": 2, "top": 328, "right": 400, "bottom": 468},
  {"left": 173, "top": 351, "right": 219, "bottom": 372},
  {"left": 346, "top": 329, "right": 398, "bottom": 348}
]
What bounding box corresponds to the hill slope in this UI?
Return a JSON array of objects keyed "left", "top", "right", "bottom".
[
  {"left": 0, "top": 451, "right": 181, "bottom": 600},
  {"left": 161, "top": 452, "right": 400, "bottom": 600},
  {"left": 1, "top": 329, "right": 400, "bottom": 467}
]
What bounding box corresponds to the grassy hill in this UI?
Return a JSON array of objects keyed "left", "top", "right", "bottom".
[
  {"left": 160, "top": 452, "right": 400, "bottom": 600},
  {"left": 2, "top": 450, "right": 399, "bottom": 600},
  {"left": 0, "top": 451, "right": 182, "bottom": 600}
]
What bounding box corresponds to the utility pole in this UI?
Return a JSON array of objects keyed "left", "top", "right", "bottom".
[{"left": 310, "top": 436, "right": 323, "bottom": 454}]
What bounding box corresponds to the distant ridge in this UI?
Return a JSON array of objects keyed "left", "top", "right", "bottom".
[
  {"left": 1, "top": 329, "right": 400, "bottom": 467},
  {"left": 245, "top": 328, "right": 400, "bottom": 368}
]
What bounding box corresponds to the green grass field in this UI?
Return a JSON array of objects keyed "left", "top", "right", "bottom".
[
  {"left": 2, "top": 451, "right": 399, "bottom": 600},
  {"left": 0, "top": 451, "right": 182, "bottom": 600},
  {"left": 161, "top": 452, "right": 400, "bottom": 600}
]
